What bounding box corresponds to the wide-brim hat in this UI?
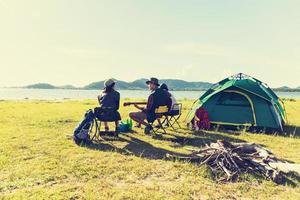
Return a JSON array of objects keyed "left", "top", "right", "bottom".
[
  {"left": 146, "top": 77, "right": 160, "bottom": 86},
  {"left": 104, "top": 78, "right": 116, "bottom": 88}
]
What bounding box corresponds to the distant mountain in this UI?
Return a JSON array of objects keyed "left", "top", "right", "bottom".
[
  {"left": 131, "top": 79, "right": 148, "bottom": 89},
  {"left": 83, "top": 80, "right": 133, "bottom": 90},
  {"left": 24, "top": 83, "right": 77, "bottom": 90},
  {"left": 22, "top": 80, "right": 300, "bottom": 92},
  {"left": 83, "top": 79, "right": 213, "bottom": 90},
  {"left": 273, "top": 86, "right": 300, "bottom": 92},
  {"left": 58, "top": 85, "right": 77, "bottom": 89},
  {"left": 161, "top": 79, "right": 212, "bottom": 91},
  {"left": 25, "top": 83, "right": 57, "bottom": 89},
  {"left": 278, "top": 86, "right": 291, "bottom": 90}
]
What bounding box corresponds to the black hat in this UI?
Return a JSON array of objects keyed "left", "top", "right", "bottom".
[
  {"left": 146, "top": 77, "right": 160, "bottom": 86},
  {"left": 160, "top": 83, "right": 169, "bottom": 91}
]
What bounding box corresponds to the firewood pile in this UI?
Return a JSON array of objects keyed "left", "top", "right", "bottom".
[{"left": 167, "top": 140, "right": 300, "bottom": 184}]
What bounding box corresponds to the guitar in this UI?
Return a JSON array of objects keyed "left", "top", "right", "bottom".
[{"left": 123, "top": 102, "right": 147, "bottom": 107}]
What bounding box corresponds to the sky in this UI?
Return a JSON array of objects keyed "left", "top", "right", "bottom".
[{"left": 0, "top": 0, "right": 300, "bottom": 88}]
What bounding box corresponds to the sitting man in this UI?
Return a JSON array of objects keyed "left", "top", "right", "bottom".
[
  {"left": 129, "top": 77, "right": 172, "bottom": 134},
  {"left": 95, "top": 78, "right": 121, "bottom": 134}
]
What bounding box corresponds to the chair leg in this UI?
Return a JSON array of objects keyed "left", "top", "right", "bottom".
[
  {"left": 168, "top": 117, "right": 177, "bottom": 131},
  {"left": 151, "top": 123, "right": 157, "bottom": 134},
  {"left": 167, "top": 115, "right": 182, "bottom": 131},
  {"left": 174, "top": 116, "right": 182, "bottom": 129},
  {"left": 161, "top": 117, "right": 168, "bottom": 127},
  {"left": 148, "top": 118, "right": 168, "bottom": 135},
  {"left": 98, "top": 121, "right": 103, "bottom": 136},
  {"left": 90, "top": 121, "right": 94, "bottom": 139},
  {"left": 93, "top": 120, "right": 104, "bottom": 142},
  {"left": 157, "top": 119, "right": 167, "bottom": 134},
  {"left": 91, "top": 120, "right": 98, "bottom": 141}
]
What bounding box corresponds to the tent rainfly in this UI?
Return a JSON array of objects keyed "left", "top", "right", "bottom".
[{"left": 186, "top": 73, "right": 287, "bottom": 131}]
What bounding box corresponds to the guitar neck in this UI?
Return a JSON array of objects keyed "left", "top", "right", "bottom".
[{"left": 123, "top": 102, "right": 147, "bottom": 107}]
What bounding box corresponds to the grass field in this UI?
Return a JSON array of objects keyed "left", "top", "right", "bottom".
[{"left": 0, "top": 99, "right": 300, "bottom": 200}]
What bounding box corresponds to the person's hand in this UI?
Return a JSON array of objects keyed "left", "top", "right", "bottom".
[{"left": 134, "top": 104, "right": 144, "bottom": 110}]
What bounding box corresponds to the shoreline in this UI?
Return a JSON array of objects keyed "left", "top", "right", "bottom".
[
  {"left": 1, "top": 87, "right": 300, "bottom": 92},
  {"left": 1, "top": 88, "right": 300, "bottom": 101}
]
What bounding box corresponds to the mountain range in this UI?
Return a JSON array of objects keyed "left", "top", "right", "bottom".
[
  {"left": 24, "top": 79, "right": 213, "bottom": 91},
  {"left": 23, "top": 79, "right": 300, "bottom": 92}
]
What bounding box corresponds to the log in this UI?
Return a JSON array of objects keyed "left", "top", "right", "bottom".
[{"left": 269, "top": 162, "right": 300, "bottom": 174}]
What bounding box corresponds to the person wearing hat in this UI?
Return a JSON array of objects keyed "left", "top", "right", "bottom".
[
  {"left": 96, "top": 78, "right": 121, "bottom": 133},
  {"left": 129, "top": 77, "right": 172, "bottom": 134}
]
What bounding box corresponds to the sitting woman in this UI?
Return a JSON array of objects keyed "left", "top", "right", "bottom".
[{"left": 96, "top": 78, "right": 121, "bottom": 133}]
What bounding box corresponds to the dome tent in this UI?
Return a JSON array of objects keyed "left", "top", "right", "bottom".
[{"left": 186, "top": 73, "right": 287, "bottom": 131}]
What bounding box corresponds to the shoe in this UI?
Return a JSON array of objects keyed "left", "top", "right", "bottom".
[
  {"left": 134, "top": 123, "right": 141, "bottom": 128},
  {"left": 144, "top": 125, "right": 153, "bottom": 135}
]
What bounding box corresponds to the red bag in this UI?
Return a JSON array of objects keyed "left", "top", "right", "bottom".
[{"left": 194, "top": 107, "right": 210, "bottom": 130}]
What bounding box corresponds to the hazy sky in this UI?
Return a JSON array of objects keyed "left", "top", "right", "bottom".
[{"left": 0, "top": 0, "right": 300, "bottom": 87}]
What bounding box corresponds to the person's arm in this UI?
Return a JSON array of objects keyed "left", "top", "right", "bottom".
[
  {"left": 134, "top": 104, "right": 144, "bottom": 110},
  {"left": 116, "top": 93, "right": 120, "bottom": 110},
  {"left": 144, "top": 95, "right": 154, "bottom": 113}
]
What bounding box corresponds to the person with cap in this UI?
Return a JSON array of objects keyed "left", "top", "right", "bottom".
[
  {"left": 160, "top": 83, "right": 180, "bottom": 114},
  {"left": 96, "top": 78, "right": 121, "bottom": 133},
  {"left": 129, "top": 77, "right": 172, "bottom": 134}
]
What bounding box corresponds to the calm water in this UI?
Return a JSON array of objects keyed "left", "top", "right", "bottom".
[{"left": 0, "top": 88, "right": 300, "bottom": 100}]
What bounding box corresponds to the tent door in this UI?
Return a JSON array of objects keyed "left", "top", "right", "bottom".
[{"left": 210, "top": 90, "right": 257, "bottom": 126}]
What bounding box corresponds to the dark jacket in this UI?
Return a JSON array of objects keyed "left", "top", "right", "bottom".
[
  {"left": 98, "top": 90, "right": 120, "bottom": 110},
  {"left": 96, "top": 90, "right": 121, "bottom": 121},
  {"left": 145, "top": 88, "right": 172, "bottom": 123}
]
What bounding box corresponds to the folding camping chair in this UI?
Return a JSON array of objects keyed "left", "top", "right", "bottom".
[
  {"left": 163, "top": 103, "right": 183, "bottom": 131},
  {"left": 149, "top": 105, "right": 170, "bottom": 134},
  {"left": 90, "top": 108, "right": 119, "bottom": 142},
  {"left": 90, "top": 118, "right": 119, "bottom": 142}
]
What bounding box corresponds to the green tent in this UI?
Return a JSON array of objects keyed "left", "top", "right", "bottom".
[{"left": 186, "top": 73, "right": 287, "bottom": 131}]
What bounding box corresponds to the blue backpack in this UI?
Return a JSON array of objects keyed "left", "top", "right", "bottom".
[{"left": 73, "top": 109, "right": 95, "bottom": 145}]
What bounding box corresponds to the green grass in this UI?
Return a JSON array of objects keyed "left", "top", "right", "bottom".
[{"left": 0, "top": 99, "right": 300, "bottom": 200}]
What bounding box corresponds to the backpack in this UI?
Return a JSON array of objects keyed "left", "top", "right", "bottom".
[
  {"left": 194, "top": 107, "right": 211, "bottom": 130},
  {"left": 73, "top": 109, "right": 95, "bottom": 145},
  {"left": 119, "top": 119, "right": 133, "bottom": 133}
]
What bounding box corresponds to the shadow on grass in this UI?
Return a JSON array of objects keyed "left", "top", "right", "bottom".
[
  {"left": 86, "top": 134, "right": 187, "bottom": 160},
  {"left": 83, "top": 130, "right": 299, "bottom": 187},
  {"left": 213, "top": 124, "right": 300, "bottom": 138},
  {"left": 276, "top": 172, "right": 300, "bottom": 188},
  {"left": 152, "top": 130, "right": 246, "bottom": 149},
  {"left": 283, "top": 125, "right": 300, "bottom": 137},
  {"left": 86, "top": 129, "right": 246, "bottom": 160}
]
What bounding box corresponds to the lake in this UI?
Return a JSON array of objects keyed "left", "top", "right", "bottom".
[{"left": 0, "top": 88, "right": 300, "bottom": 100}]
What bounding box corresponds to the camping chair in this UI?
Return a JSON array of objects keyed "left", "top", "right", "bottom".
[
  {"left": 163, "top": 103, "right": 183, "bottom": 131},
  {"left": 149, "top": 105, "right": 170, "bottom": 134},
  {"left": 90, "top": 107, "right": 119, "bottom": 142}
]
